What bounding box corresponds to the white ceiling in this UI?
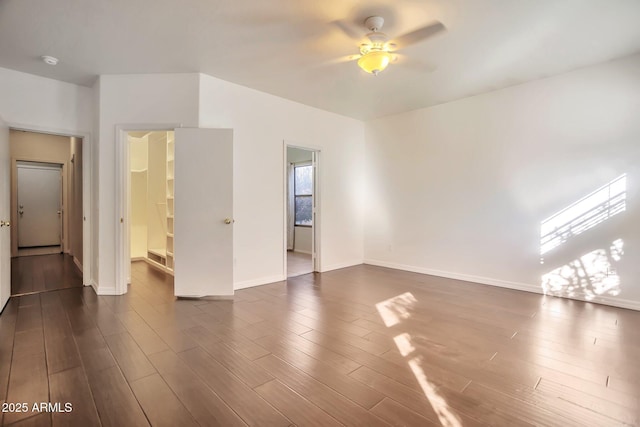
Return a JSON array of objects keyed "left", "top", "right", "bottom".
[{"left": 1, "top": 0, "right": 640, "bottom": 120}]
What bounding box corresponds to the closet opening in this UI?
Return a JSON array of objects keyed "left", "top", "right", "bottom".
[{"left": 128, "top": 130, "right": 175, "bottom": 279}]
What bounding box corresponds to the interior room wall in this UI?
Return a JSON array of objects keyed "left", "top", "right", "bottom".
[
  {"left": 70, "top": 136, "right": 83, "bottom": 267},
  {"left": 96, "top": 73, "right": 199, "bottom": 294},
  {"left": 129, "top": 135, "right": 148, "bottom": 259},
  {"left": 0, "top": 67, "right": 92, "bottom": 133},
  {"left": 9, "top": 130, "right": 71, "bottom": 256},
  {"left": 199, "top": 73, "right": 365, "bottom": 289},
  {"left": 364, "top": 53, "right": 640, "bottom": 309},
  {"left": 91, "top": 79, "right": 101, "bottom": 284},
  {"left": 287, "top": 147, "right": 313, "bottom": 163},
  {"left": 287, "top": 147, "right": 313, "bottom": 254},
  {"left": 0, "top": 67, "right": 94, "bottom": 282},
  {"left": 146, "top": 132, "right": 167, "bottom": 253}
]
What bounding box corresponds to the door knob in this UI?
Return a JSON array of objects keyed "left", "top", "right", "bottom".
[
  {"left": 224, "top": 218, "right": 234, "bottom": 224},
  {"left": 0, "top": 221, "right": 10, "bottom": 227}
]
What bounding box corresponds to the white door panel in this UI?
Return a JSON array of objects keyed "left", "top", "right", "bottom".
[
  {"left": 0, "top": 117, "right": 10, "bottom": 309},
  {"left": 174, "top": 128, "right": 233, "bottom": 297},
  {"left": 17, "top": 163, "right": 62, "bottom": 247}
]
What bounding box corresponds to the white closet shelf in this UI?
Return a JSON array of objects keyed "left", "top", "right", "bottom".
[{"left": 148, "top": 248, "right": 166, "bottom": 258}]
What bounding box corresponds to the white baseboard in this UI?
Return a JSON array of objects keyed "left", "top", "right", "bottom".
[
  {"left": 293, "top": 249, "right": 312, "bottom": 255},
  {"left": 549, "top": 292, "right": 640, "bottom": 311},
  {"left": 234, "top": 274, "right": 286, "bottom": 290},
  {"left": 364, "top": 259, "right": 640, "bottom": 312},
  {"left": 73, "top": 256, "right": 83, "bottom": 273},
  {"left": 94, "top": 286, "right": 118, "bottom": 295},
  {"left": 89, "top": 280, "right": 120, "bottom": 296},
  {"left": 320, "top": 260, "right": 364, "bottom": 273}
]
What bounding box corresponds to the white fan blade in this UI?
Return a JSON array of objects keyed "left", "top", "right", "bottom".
[{"left": 393, "top": 21, "right": 445, "bottom": 49}]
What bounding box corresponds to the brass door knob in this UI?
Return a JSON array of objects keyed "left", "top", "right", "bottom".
[
  {"left": 224, "top": 218, "right": 234, "bottom": 225},
  {"left": 0, "top": 221, "right": 10, "bottom": 227}
]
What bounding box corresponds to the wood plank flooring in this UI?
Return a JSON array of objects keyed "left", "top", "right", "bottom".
[
  {"left": 11, "top": 254, "right": 82, "bottom": 296},
  {"left": 287, "top": 251, "right": 312, "bottom": 277},
  {"left": 1, "top": 260, "right": 639, "bottom": 426}
]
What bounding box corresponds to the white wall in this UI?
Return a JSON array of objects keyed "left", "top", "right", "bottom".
[
  {"left": 70, "top": 137, "right": 83, "bottom": 266},
  {"left": 0, "top": 67, "right": 94, "bottom": 284},
  {"left": 294, "top": 227, "right": 312, "bottom": 254},
  {"left": 199, "top": 74, "right": 365, "bottom": 288},
  {"left": 96, "top": 74, "right": 199, "bottom": 293},
  {"left": 0, "top": 68, "right": 92, "bottom": 133},
  {"left": 146, "top": 132, "right": 167, "bottom": 252},
  {"left": 365, "top": 53, "right": 640, "bottom": 310},
  {"left": 287, "top": 147, "right": 313, "bottom": 163},
  {"left": 129, "top": 135, "right": 148, "bottom": 259}
]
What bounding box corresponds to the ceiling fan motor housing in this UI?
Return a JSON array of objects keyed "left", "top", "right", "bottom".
[{"left": 364, "top": 16, "right": 385, "bottom": 32}]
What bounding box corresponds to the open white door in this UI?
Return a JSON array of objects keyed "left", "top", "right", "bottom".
[
  {"left": 174, "top": 128, "right": 233, "bottom": 297},
  {"left": 0, "top": 116, "right": 10, "bottom": 310}
]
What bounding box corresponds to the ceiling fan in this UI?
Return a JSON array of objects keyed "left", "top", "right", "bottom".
[{"left": 341, "top": 16, "right": 445, "bottom": 76}]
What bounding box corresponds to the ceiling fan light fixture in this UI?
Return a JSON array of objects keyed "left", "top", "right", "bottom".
[{"left": 357, "top": 50, "right": 392, "bottom": 75}]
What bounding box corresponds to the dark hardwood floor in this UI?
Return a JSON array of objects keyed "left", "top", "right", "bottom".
[
  {"left": 0, "top": 260, "right": 639, "bottom": 426},
  {"left": 11, "top": 254, "right": 83, "bottom": 296}
]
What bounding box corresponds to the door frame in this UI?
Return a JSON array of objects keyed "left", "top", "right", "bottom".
[
  {"left": 283, "top": 141, "right": 321, "bottom": 276},
  {"left": 6, "top": 123, "right": 93, "bottom": 287},
  {"left": 115, "top": 123, "right": 182, "bottom": 295},
  {"left": 15, "top": 161, "right": 63, "bottom": 249}
]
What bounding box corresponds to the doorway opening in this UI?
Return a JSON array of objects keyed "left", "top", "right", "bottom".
[
  {"left": 117, "top": 126, "right": 233, "bottom": 297},
  {"left": 127, "top": 130, "right": 175, "bottom": 282},
  {"left": 9, "top": 130, "right": 84, "bottom": 295},
  {"left": 285, "top": 145, "right": 319, "bottom": 277}
]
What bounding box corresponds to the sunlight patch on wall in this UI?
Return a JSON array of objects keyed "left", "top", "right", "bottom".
[
  {"left": 540, "top": 174, "right": 626, "bottom": 255},
  {"left": 542, "top": 239, "right": 624, "bottom": 300}
]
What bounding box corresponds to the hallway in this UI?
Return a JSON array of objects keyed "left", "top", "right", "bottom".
[{"left": 11, "top": 254, "right": 82, "bottom": 296}]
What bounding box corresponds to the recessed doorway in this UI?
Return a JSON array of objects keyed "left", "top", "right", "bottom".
[
  {"left": 285, "top": 144, "right": 319, "bottom": 277},
  {"left": 9, "top": 130, "right": 85, "bottom": 295}
]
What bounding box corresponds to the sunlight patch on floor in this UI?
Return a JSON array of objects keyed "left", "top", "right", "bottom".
[{"left": 376, "top": 292, "right": 462, "bottom": 427}]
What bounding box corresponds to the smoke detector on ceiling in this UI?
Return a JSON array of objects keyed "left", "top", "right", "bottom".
[{"left": 41, "top": 55, "right": 59, "bottom": 66}]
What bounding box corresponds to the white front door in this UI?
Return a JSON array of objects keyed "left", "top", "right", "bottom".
[
  {"left": 17, "top": 162, "right": 62, "bottom": 248},
  {"left": 0, "top": 117, "right": 10, "bottom": 309},
  {"left": 174, "top": 128, "right": 233, "bottom": 297}
]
